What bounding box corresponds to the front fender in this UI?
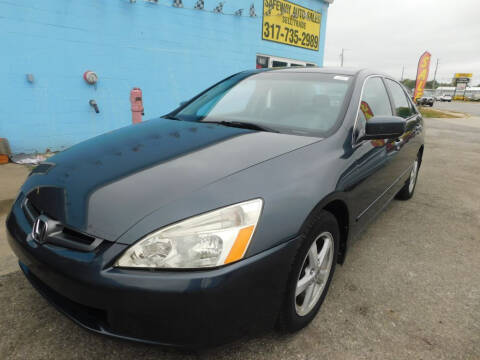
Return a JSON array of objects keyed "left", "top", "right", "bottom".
[{"left": 117, "top": 136, "right": 353, "bottom": 260}]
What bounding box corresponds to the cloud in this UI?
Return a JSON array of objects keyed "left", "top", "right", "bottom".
[{"left": 324, "top": 0, "right": 480, "bottom": 85}]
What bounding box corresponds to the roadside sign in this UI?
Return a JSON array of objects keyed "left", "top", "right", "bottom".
[
  {"left": 262, "top": 0, "right": 322, "bottom": 51},
  {"left": 453, "top": 73, "right": 472, "bottom": 99},
  {"left": 453, "top": 77, "right": 471, "bottom": 100}
]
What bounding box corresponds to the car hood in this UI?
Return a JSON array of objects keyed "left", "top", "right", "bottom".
[{"left": 21, "top": 118, "right": 319, "bottom": 240}]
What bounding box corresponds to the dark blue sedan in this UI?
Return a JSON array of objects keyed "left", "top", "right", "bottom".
[{"left": 7, "top": 67, "right": 424, "bottom": 347}]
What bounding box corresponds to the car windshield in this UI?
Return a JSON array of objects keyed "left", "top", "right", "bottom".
[{"left": 173, "top": 72, "right": 353, "bottom": 136}]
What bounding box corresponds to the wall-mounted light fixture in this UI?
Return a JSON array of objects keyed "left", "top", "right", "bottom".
[
  {"left": 213, "top": 2, "right": 224, "bottom": 13},
  {"left": 83, "top": 70, "right": 98, "bottom": 85},
  {"left": 250, "top": 4, "right": 257, "bottom": 17},
  {"left": 89, "top": 99, "right": 100, "bottom": 113}
]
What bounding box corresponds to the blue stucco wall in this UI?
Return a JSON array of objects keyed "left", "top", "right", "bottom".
[{"left": 0, "top": 0, "right": 329, "bottom": 153}]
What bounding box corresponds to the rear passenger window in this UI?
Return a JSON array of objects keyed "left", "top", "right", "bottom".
[
  {"left": 355, "top": 77, "right": 392, "bottom": 140},
  {"left": 385, "top": 79, "right": 415, "bottom": 119}
]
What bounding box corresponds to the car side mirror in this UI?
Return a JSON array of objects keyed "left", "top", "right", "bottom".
[{"left": 362, "top": 116, "right": 406, "bottom": 140}]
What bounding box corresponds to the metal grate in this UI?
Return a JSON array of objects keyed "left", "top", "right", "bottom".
[
  {"left": 22, "top": 198, "right": 103, "bottom": 252},
  {"left": 23, "top": 198, "right": 40, "bottom": 225},
  {"left": 61, "top": 227, "right": 97, "bottom": 246}
]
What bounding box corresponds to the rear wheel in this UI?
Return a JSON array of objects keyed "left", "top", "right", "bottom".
[
  {"left": 396, "top": 157, "right": 420, "bottom": 200},
  {"left": 278, "top": 210, "right": 339, "bottom": 332}
]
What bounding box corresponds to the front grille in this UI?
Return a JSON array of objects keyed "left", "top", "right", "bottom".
[
  {"left": 23, "top": 198, "right": 40, "bottom": 225},
  {"left": 61, "top": 227, "right": 96, "bottom": 246},
  {"left": 22, "top": 198, "right": 103, "bottom": 252}
]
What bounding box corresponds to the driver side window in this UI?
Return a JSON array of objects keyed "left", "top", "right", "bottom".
[{"left": 355, "top": 77, "right": 392, "bottom": 141}]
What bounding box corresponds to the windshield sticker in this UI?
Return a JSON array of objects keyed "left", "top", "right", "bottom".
[{"left": 334, "top": 76, "right": 350, "bottom": 81}]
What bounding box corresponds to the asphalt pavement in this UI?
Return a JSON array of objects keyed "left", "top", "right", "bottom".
[
  {"left": 434, "top": 100, "right": 480, "bottom": 116},
  {"left": 0, "top": 110, "right": 479, "bottom": 359}
]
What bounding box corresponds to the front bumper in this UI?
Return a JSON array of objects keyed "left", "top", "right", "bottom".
[{"left": 6, "top": 203, "right": 299, "bottom": 348}]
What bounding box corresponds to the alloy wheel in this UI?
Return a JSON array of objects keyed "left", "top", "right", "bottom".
[
  {"left": 408, "top": 159, "right": 419, "bottom": 194},
  {"left": 295, "top": 232, "right": 334, "bottom": 317}
]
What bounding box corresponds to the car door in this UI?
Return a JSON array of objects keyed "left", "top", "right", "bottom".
[
  {"left": 384, "top": 78, "right": 421, "bottom": 184},
  {"left": 348, "top": 76, "right": 404, "bottom": 229}
]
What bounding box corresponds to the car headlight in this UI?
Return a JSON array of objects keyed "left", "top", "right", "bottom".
[{"left": 115, "top": 199, "right": 263, "bottom": 269}]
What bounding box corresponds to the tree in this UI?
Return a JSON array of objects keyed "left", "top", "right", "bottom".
[
  {"left": 402, "top": 79, "right": 452, "bottom": 90},
  {"left": 426, "top": 80, "right": 452, "bottom": 89},
  {"left": 401, "top": 79, "right": 416, "bottom": 89}
]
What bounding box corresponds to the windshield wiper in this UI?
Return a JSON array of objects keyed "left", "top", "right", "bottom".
[
  {"left": 202, "top": 120, "right": 278, "bottom": 133},
  {"left": 162, "top": 114, "right": 181, "bottom": 120}
]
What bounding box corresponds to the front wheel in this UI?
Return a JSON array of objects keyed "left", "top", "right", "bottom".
[
  {"left": 278, "top": 210, "right": 339, "bottom": 332},
  {"left": 396, "top": 157, "right": 420, "bottom": 200}
]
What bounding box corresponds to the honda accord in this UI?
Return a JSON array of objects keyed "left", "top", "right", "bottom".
[{"left": 7, "top": 67, "right": 424, "bottom": 347}]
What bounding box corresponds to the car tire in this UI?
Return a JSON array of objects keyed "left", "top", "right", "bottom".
[
  {"left": 396, "top": 155, "right": 421, "bottom": 200},
  {"left": 278, "top": 210, "right": 339, "bottom": 333}
]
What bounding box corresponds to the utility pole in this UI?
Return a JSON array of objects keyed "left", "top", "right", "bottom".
[
  {"left": 340, "top": 48, "right": 346, "bottom": 67},
  {"left": 401, "top": 65, "right": 405, "bottom": 81},
  {"left": 432, "top": 58, "right": 439, "bottom": 89},
  {"left": 339, "top": 48, "right": 351, "bottom": 67}
]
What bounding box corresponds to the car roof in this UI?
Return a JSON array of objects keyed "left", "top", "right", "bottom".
[
  {"left": 245, "top": 67, "right": 392, "bottom": 79},
  {"left": 275, "top": 67, "right": 361, "bottom": 75}
]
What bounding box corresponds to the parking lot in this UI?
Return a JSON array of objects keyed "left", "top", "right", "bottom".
[
  {"left": 1, "top": 113, "right": 479, "bottom": 359},
  {"left": 434, "top": 100, "right": 480, "bottom": 116}
]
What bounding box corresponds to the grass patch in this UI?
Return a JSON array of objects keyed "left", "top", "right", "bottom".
[{"left": 419, "top": 107, "right": 464, "bottom": 118}]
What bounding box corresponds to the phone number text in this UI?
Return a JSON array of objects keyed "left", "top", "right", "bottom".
[{"left": 263, "top": 21, "right": 319, "bottom": 50}]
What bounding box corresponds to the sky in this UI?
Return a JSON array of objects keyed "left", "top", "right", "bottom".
[{"left": 323, "top": 0, "right": 480, "bottom": 86}]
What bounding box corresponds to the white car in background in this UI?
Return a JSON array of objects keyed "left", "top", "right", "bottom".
[
  {"left": 440, "top": 94, "right": 452, "bottom": 102},
  {"left": 468, "top": 93, "right": 480, "bottom": 101}
]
